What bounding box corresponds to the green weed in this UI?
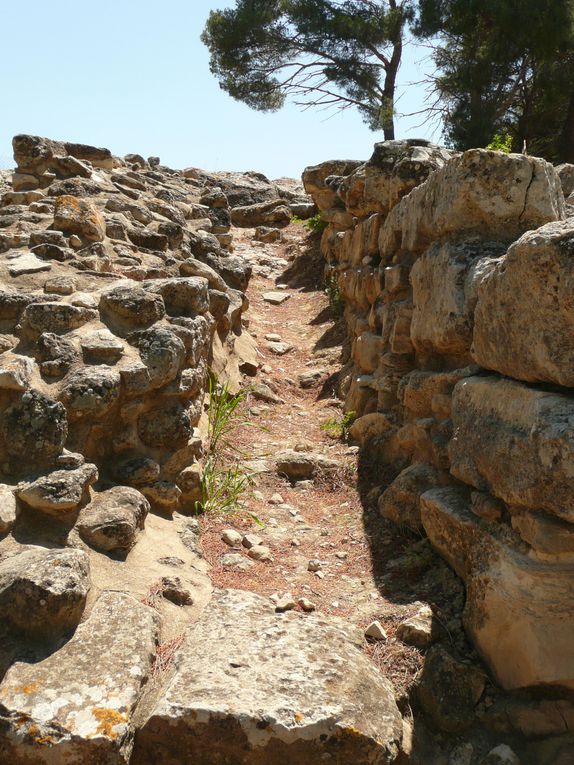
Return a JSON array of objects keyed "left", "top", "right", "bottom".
[
  {"left": 320, "top": 409, "right": 355, "bottom": 442},
  {"left": 486, "top": 131, "right": 513, "bottom": 153},
  {"left": 292, "top": 212, "right": 327, "bottom": 234}
]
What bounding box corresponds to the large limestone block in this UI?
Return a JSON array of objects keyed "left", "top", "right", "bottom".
[
  {"left": 133, "top": 589, "right": 403, "bottom": 765},
  {"left": 339, "top": 139, "right": 453, "bottom": 219},
  {"left": 0, "top": 591, "right": 158, "bottom": 764},
  {"left": 472, "top": 220, "right": 574, "bottom": 386},
  {"left": 421, "top": 487, "right": 574, "bottom": 690},
  {"left": 53, "top": 195, "right": 106, "bottom": 242},
  {"left": 302, "top": 159, "right": 363, "bottom": 214},
  {"left": 0, "top": 547, "right": 90, "bottom": 637},
  {"left": 379, "top": 150, "right": 565, "bottom": 262},
  {"left": 449, "top": 376, "right": 574, "bottom": 522},
  {"left": 410, "top": 241, "right": 504, "bottom": 357}
]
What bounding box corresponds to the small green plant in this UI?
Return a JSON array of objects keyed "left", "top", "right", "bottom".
[
  {"left": 292, "top": 212, "right": 327, "bottom": 234},
  {"left": 486, "top": 131, "right": 513, "bottom": 153},
  {"left": 196, "top": 376, "right": 254, "bottom": 515},
  {"left": 320, "top": 409, "right": 355, "bottom": 442},
  {"left": 325, "top": 273, "right": 344, "bottom": 317}
]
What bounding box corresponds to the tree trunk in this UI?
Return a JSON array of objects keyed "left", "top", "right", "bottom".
[
  {"left": 381, "top": 37, "right": 402, "bottom": 140},
  {"left": 560, "top": 86, "right": 574, "bottom": 163}
]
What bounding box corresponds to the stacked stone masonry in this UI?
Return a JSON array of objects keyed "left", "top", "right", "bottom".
[{"left": 303, "top": 139, "right": 574, "bottom": 692}]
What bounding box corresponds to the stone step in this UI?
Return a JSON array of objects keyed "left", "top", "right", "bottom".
[
  {"left": 132, "top": 588, "right": 403, "bottom": 765},
  {"left": 0, "top": 591, "right": 159, "bottom": 764}
]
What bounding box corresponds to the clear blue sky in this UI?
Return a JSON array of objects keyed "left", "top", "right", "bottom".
[{"left": 0, "top": 0, "right": 441, "bottom": 178}]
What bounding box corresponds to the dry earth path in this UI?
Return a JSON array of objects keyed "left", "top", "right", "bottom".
[{"left": 199, "top": 223, "right": 470, "bottom": 712}]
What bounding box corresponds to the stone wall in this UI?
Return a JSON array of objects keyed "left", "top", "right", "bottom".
[{"left": 303, "top": 140, "right": 574, "bottom": 692}]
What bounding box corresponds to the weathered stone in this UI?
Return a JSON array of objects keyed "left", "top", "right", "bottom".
[
  {"left": 396, "top": 605, "right": 436, "bottom": 648},
  {"left": 378, "top": 463, "right": 442, "bottom": 532},
  {"left": 59, "top": 366, "right": 121, "bottom": 420},
  {"left": 179, "top": 256, "right": 227, "bottom": 291},
  {"left": 417, "top": 645, "right": 486, "bottom": 733},
  {"left": 115, "top": 457, "right": 160, "bottom": 487},
  {"left": 19, "top": 302, "right": 98, "bottom": 335},
  {"left": 53, "top": 194, "right": 106, "bottom": 241},
  {"left": 275, "top": 450, "right": 340, "bottom": 481},
  {"left": 480, "top": 745, "right": 521, "bottom": 765},
  {"left": 380, "top": 150, "right": 565, "bottom": 261},
  {"left": 138, "top": 403, "right": 192, "bottom": 448},
  {"left": 0, "top": 484, "right": 18, "bottom": 534},
  {"left": 421, "top": 486, "right": 574, "bottom": 689},
  {"left": 231, "top": 199, "right": 292, "bottom": 227},
  {"left": 472, "top": 220, "right": 574, "bottom": 386},
  {"left": 8, "top": 252, "right": 52, "bottom": 276},
  {"left": 80, "top": 329, "right": 124, "bottom": 364},
  {"left": 76, "top": 486, "right": 149, "bottom": 553},
  {"left": 99, "top": 284, "right": 165, "bottom": 329},
  {"left": 0, "top": 546, "right": 90, "bottom": 637},
  {"left": 1, "top": 390, "right": 67, "bottom": 468},
  {"left": 0, "top": 591, "right": 158, "bottom": 764},
  {"left": 410, "top": 241, "right": 503, "bottom": 357},
  {"left": 130, "top": 326, "right": 185, "bottom": 389},
  {"left": 147, "top": 277, "right": 209, "bottom": 317},
  {"left": 17, "top": 463, "right": 98, "bottom": 514},
  {"left": 0, "top": 353, "right": 34, "bottom": 390},
  {"left": 263, "top": 291, "right": 290, "bottom": 305},
  {"left": 133, "top": 589, "right": 402, "bottom": 764},
  {"left": 449, "top": 376, "right": 574, "bottom": 523}
]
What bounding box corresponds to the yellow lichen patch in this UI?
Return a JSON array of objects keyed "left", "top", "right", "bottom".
[
  {"left": 293, "top": 711, "right": 304, "bottom": 723},
  {"left": 27, "top": 725, "right": 56, "bottom": 746},
  {"left": 16, "top": 683, "right": 38, "bottom": 695},
  {"left": 341, "top": 725, "right": 364, "bottom": 738},
  {"left": 92, "top": 707, "right": 127, "bottom": 739}
]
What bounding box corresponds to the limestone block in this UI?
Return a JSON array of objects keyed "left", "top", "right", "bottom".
[
  {"left": 421, "top": 487, "right": 574, "bottom": 690},
  {"left": 76, "top": 486, "right": 149, "bottom": 553},
  {"left": 0, "top": 546, "right": 90, "bottom": 637},
  {"left": 133, "top": 589, "right": 402, "bottom": 765},
  {"left": 53, "top": 195, "right": 106, "bottom": 242},
  {"left": 378, "top": 462, "right": 443, "bottom": 531},
  {"left": 379, "top": 150, "right": 565, "bottom": 262},
  {"left": 410, "top": 241, "right": 503, "bottom": 357},
  {"left": 302, "top": 159, "right": 363, "bottom": 213},
  {"left": 449, "top": 376, "right": 574, "bottom": 522},
  {"left": 0, "top": 592, "right": 158, "bottom": 764},
  {"left": 17, "top": 464, "right": 98, "bottom": 515},
  {"left": 472, "top": 220, "right": 574, "bottom": 386},
  {"left": 353, "top": 331, "right": 385, "bottom": 373}
]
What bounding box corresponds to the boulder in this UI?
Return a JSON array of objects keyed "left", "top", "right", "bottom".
[
  {"left": 0, "top": 591, "right": 158, "bottom": 764},
  {"left": 59, "top": 366, "right": 122, "bottom": 420},
  {"left": 0, "top": 484, "right": 18, "bottom": 534},
  {"left": 275, "top": 450, "right": 340, "bottom": 481},
  {"left": 421, "top": 487, "right": 574, "bottom": 690},
  {"left": 132, "top": 589, "right": 403, "bottom": 765},
  {"left": 231, "top": 199, "right": 292, "bottom": 228},
  {"left": 379, "top": 150, "right": 565, "bottom": 262},
  {"left": 76, "top": 486, "right": 149, "bottom": 553},
  {"left": 302, "top": 159, "right": 363, "bottom": 213},
  {"left": 1, "top": 390, "right": 67, "bottom": 469},
  {"left": 147, "top": 277, "right": 209, "bottom": 317},
  {"left": 410, "top": 241, "right": 504, "bottom": 357},
  {"left": 53, "top": 195, "right": 106, "bottom": 242},
  {"left": 131, "top": 326, "right": 186, "bottom": 389},
  {"left": 99, "top": 284, "right": 165, "bottom": 329},
  {"left": 378, "top": 463, "right": 442, "bottom": 532},
  {"left": 16, "top": 463, "right": 98, "bottom": 514},
  {"left": 472, "top": 220, "right": 574, "bottom": 386},
  {"left": 0, "top": 546, "right": 90, "bottom": 637},
  {"left": 19, "top": 302, "right": 98, "bottom": 335},
  {"left": 449, "top": 376, "right": 574, "bottom": 523}
]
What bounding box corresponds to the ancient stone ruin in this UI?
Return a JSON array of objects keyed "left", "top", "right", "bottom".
[{"left": 0, "top": 133, "right": 573, "bottom": 764}]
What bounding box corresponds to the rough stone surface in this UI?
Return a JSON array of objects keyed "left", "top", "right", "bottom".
[
  {"left": 0, "top": 547, "right": 90, "bottom": 637},
  {"left": 0, "top": 591, "right": 158, "bottom": 764},
  {"left": 133, "top": 589, "right": 403, "bottom": 764},
  {"left": 76, "top": 486, "right": 149, "bottom": 553},
  {"left": 472, "top": 220, "right": 574, "bottom": 386}
]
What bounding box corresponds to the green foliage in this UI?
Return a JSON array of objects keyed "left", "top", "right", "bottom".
[
  {"left": 415, "top": 0, "right": 574, "bottom": 162},
  {"left": 321, "top": 409, "right": 355, "bottom": 442},
  {"left": 486, "top": 132, "right": 513, "bottom": 153},
  {"left": 325, "top": 273, "right": 344, "bottom": 317},
  {"left": 201, "top": 1, "right": 415, "bottom": 138},
  {"left": 293, "top": 212, "right": 327, "bottom": 234},
  {"left": 196, "top": 376, "right": 254, "bottom": 515}
]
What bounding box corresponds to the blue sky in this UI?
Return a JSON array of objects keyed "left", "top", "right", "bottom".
[{"left": 0, "top": 0, "right": 441, "bottom": 178}]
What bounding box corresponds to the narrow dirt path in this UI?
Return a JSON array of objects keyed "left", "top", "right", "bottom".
[{"left": 199, "top": 222, "right": 468, "bottom": 709}]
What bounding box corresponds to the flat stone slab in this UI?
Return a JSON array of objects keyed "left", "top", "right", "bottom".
[
  {"left": 133, "top": 589, "right": 402, "bottom": 764},
  {"left": 0, "top": 591, "right": 159, "bottom": 764},
  {"left": 262, "top": 291, "right": 291, "bottom": 305},
  {"left": 7, "top": 252, "right": 52, "bottom": 276}
]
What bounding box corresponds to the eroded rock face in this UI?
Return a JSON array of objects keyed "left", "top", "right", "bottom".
[
  {"left": 133, "top": 589, "right": 403, "bottom": 765},
  {"left": 0, "top": 547, "right": 90, "bottom": 637},
  {"left": 472, "top": 220, "right": 574, "bottom": 386},
  {"left": 0, "top": 591, "right": 158, "bottom": 764},
  {"left": 76, "top": 486, "right": 149, "bottom": 553}
]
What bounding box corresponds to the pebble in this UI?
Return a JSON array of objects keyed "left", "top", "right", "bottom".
[
  {"left": 269, "top": 493, "right": 284, "bottom": 505},
  {"left": 247, "top": 545, "right": 272, "bottom": 561},
  {"left": 221, "top": 529, "right": 243, "bottom": 548},
  {"left": 242, "top": 533, "right": 263, "bottom": 549},
  {"left": 265, "top": 333, "right": 282, "bottom": 342},
  {"left": 335, "top": 551, "right": 348, "bottom": 560},
  {"left": 307, "top": 559, "right": 322, "bottom": 572},
  {"left": 221, "top": 553, "right": 254, "bottom": 572},
  {"left": 315, "top": 570, "right": 325, "bottom": 580},
  {"left": 275, "top": 593, "right": 297, "bottom": 612},
  {"left": 298, "top": 597, "right": 316, "bottom": 612},
  {"left": 252, "top": 490, "right": 264, "bottom": 501},
  {"left": 263, "top": 291, "right": 291, "bottom": 305},
  {"left": 365, "top": 621, "right": 388, "bottom": 641}
]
